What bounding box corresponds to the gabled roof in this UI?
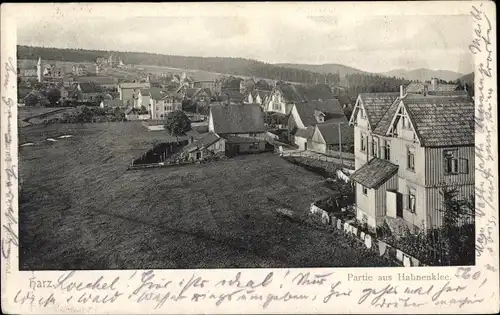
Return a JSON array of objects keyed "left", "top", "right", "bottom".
[
  {"left": 210, "top": 104, "right": 265, "bottom": 134},
  {"left": 355, "top": 93, "right": 400, "bottom": 131},
  {"left": 350, "top": 158, "right": 399, "bottom": 189},
  {"left": 183, "top": 132, "right": 221, "bottom": 153},
  {"left": 295, "top": 127, "right": 315, "bottom": 139},
  {"left": 253, "top": 89, "right": 271, "bottom": 99},
  {"left": 402, "top": 95, "right": 474, "bottom": 147},
  {"left": 295, "top": 84, "right": 335, "bottom": 101},
  {"left": 78, "top": 82, "right": 103, "bottom": 93},
  {"left": 277, "top": 84, "right": 307, "bottom": 103},
  {"left": 148, "top": 88, "right": 167, "bottom": 100},
  {"left": 294, "top": 100, "right": 347, "bottom": 127},
  {"left": 315, "top": 122, "right": 355, "bottom": 145}
]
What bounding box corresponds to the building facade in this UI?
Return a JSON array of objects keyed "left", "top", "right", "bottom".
[{"left": 349, "top": 88, "right": 474, "bottom": 234}]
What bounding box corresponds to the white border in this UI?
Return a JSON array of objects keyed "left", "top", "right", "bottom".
[{"left": 1, "top": 2, "right": 498, "bottom": 314}]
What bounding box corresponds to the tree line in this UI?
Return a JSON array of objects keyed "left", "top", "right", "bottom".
[{"left": 18, "top": 45, "right": 340, "bottom": 85}]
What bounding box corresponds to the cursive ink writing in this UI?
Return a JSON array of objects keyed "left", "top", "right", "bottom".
[
  {"left": 3, "top": 57, "right": 16, "bottom": 89},
  {"left": 358, "top": 284, "right": 398, "bottom": 305},
  {"left": 323, "top": 281, "right": 352, "bottom": 303},
  {"left": 292, "top": 272, "right": 333, "bottom": 286},
  {"left": 2, "top": 95, "right": 18, "bottom": 259}
]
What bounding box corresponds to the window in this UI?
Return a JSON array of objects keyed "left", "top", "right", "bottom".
[
  {"left": 407, "top": 146, "right": 415, "bottom": 171},
  {"left": 371, "top": 136, "right": 379, "bottom": 157},
  {"left": 362, "top": 185, "right": 368, "bottom": 195},
  {"left": 408, "top": 188, "right": 416, "bottom": 213},
  {"left": 382, "top": 140, "right": 391, "bottom": 161},
  {"left": 444, "top": 149, "right": 467, "bottom": 174},
  {"left": 359, "top": 107, "right": 365, "bottom": 118},
  {"left": 361, "top": 134, "right": 367, "bottom": 152},
  {"left": 249, "top": 133, "right": 257, "bottom": 137}
]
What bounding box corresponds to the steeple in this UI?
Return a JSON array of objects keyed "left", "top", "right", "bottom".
[{"left": 37, "top": 57, "right": 42, "bottom": 83}]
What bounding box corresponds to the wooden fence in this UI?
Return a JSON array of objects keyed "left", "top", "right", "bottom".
[{"left": 280, "top": 150, "right": 355, "bottom": 169}]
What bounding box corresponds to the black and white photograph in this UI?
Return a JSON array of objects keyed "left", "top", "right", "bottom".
[{"left": 14, "top": 6, "right": 479, "bottom": 271}]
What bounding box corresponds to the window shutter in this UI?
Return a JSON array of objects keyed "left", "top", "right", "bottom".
[
  {"left": 460, "top": 158, "right": 469, "bottom": 174},
  {"left": 403, "top": 193, "right": 408, "bottom": 210}
]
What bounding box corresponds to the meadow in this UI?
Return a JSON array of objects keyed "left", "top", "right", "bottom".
[{"left": 19, "top": 122, "right": 393, "bottom": 269}]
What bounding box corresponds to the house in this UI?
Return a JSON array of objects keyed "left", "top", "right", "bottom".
[
  {"left": 149, "top": 90, "right": 183, "bottom": 120},
  {"left": 75, "top": 82, "right": 104, "bottom": 103},
  {"left": 240, "top": 78, "right": 256, "bottom": 93},
  {"left": 125, "top": 107, "right": 150, "bottom": 120},
  {"left": 245, "top": 89, "right": 271, "bottom": 106},
  {"left": 78, "top": 76, "right": 118, "bottom": 89},
  {"left": 348, "top": 87, "right": 474, "bottom": 234},
  {"left": 288, "top": 98, "right": 351, "bottom": 150},
  {"left": 209, "top": 104, "right": 268, "bottom": 156},
  {"left": 100, "top": 99, "right": 123, "bottom": 108},
  {"left": 217, "top": 90, "right": 245, "bottom": 105},
  {"left": 118, "top": 82, "right": 151, "bottom": 107},
  {"left": 182, "top": 132, "right": 226, "bottom": 161},
  {"left": 72, "top": 64, "right": 87, "bottom": 76},
  {"left": 265, "top": 83, "right": 335, "bottom": 115},
  {"left": 191, "top": 80, "right": 222, "bottom": 93},
  {"left": 405, "top": 78, "right": 462, "bottom": 95},
  {"left": 309, "top": 121, "right": 355, "bottom": 153}
]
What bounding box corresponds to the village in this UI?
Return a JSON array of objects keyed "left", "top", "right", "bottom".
[{"left": 18, "top": 50, "right": 475, "bottom": 269}]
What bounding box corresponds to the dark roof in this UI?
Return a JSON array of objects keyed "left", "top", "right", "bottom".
[
  {"left": 295, "top": 100, "right": 347, "bottom": 127},
  {"left": 78, "top": 82, "right": 103, "bottom": 93},
  {"left": 183, "top": 132, "right": 220, "bottom": 153},
  {"left": 210, "top": 104, "right": 265, "bottom": 134},
  {"left": 315, "top": 122, "right": 355, "bottom": 145},
  {"left": 147, "top": 88, "right": 167, "bottom": 100},
  {"left": 358, "top": 93, "right": 400, "bottom": 131},
  {"left": 295, "top": 84, "right": 335, "bottom": 101},
  {"left": 223, "top": 90, "right": 245, "bottom": 101},
  {"left": 403, "top": 95, "right": 474, "bottom": 147},
  {"left": 295, "top": 127, "right": 315, "bottom": 139},
  {"left": 434, "top": 84, "right": 460, "bottom": 92},
  {"left": 350, "top": 158, "right": 399, "bottom": 189},
  {"left": 372, "top": 99, "right": 400, "bottom": 136},
  {"left": 277, "top": 84, "right": 307, "bottom": 103},
  {"left": 102, "top": 99, "right": 123, "bottom": 107},
  {"left": 337, "top": 93, "right": 352, "bottom": 107},
  {"left": 255, "top": 79, "right": 271, "bottom": 90},
  {"left": 185, "top": 88, "right": 199, "bottom": 98}
]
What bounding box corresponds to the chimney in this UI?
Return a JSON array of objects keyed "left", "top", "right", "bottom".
[
  {"left": 431, "top": 78, "right": 438, "bottom": 91},
  {"left": 400, "top": 85, "right": 405, "bottom": 98}
]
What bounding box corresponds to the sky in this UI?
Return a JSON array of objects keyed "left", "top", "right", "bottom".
[{"left": 16, "top": 11, "right": 474, "bottom": 74}]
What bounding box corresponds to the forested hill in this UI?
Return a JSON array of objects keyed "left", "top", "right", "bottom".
[{"left": 17, "top": 45, "right": 341, "bottom": 85}]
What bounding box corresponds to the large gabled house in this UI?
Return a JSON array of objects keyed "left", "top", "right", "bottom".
[
  {"left": 208, "top": 104, "right": 268, "bottom": 156},
  {"left": 348, "top": 87, "right": 474, "bottom": 234}
]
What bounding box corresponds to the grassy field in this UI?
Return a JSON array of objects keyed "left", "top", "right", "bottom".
[{"left": 19, "top": 122, "right": 393, "bottom": 269}]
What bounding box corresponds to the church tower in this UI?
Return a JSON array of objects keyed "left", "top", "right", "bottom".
[{"left": 37, "top": 57, "right": 42, "bottom": 82}]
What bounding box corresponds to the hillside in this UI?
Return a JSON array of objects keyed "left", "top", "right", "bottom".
[
  {"left": 17, "top": 45, "right": 341, "bottom": 85},
  {"left": 275, "top": 63, "right": 368, "bottom": 77},
  {"left": 379, "top": 68, "right": 465, "bottom": 82},
  {"left": 458, "top": 72, "right": 474, "bottom": 85}
]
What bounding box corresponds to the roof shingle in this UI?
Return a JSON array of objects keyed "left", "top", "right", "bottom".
[
  {"left": 350, "top": 158, "right": 399, "bottom": 189},
  {"left": 315, "top": 122, "right": 355, "bottom": 145},
  {"left": 210, "top": 104, "right": 265, "bottom": 134},
  {"left": 358, "top": 93, "right": 399, "bottom": 131}
]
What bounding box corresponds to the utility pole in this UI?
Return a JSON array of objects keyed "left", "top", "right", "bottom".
[{"left": 338, "top": 123, "right": 343, "bottom": 167}]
